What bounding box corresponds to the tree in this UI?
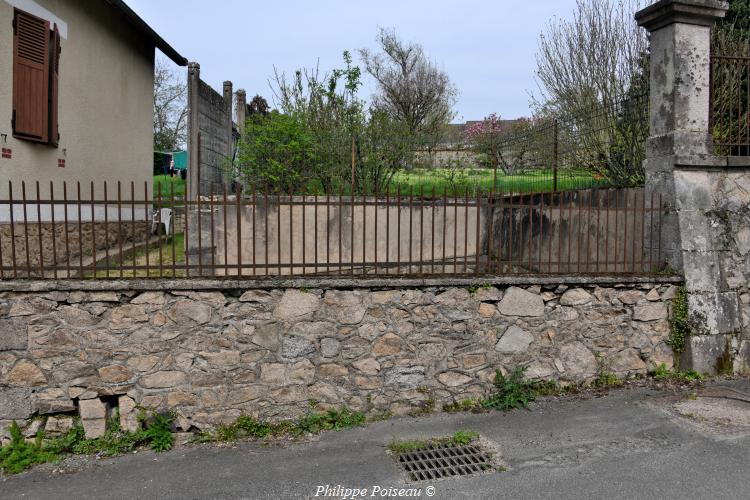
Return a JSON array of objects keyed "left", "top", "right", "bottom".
[
  {"left": 533, "top": 0, "right": 647, "bottom": 116},
  {"left": 234, "top": 111, "right": 315, "bottom": 193},
  {"left": 359, "top": 28, "right": 457, "bottom": 152},
  {"left": 247, "top": 95, "right": 270, "bottom": 117},
  {"left": 272, "top": 52, "right": 364, "bottom": 192},
  {"left": 153, "top": 57, "right": 187, "bottom": 151},
  {"left": 464, "top": 115, "right": 533, "bottom": 176},
  {"left": 532, "top": 0, "right": 649, "bottom": 186}
]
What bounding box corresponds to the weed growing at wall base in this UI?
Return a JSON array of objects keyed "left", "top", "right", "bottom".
[
  {"left": 207, "top": 407, "right": 367, "bottom": 443},
  {"left": 668, "top": 286, "right": 691, "bottom": 354},
  {"left": 0, "top": 409, "right": 176, "bottom": 474},
  {"left": 482, "top": 366, "right": 537, "bottom": 410}
]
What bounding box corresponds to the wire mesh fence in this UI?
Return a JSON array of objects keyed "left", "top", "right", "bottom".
[
  {"left": 0, "top": 181, "right": 665, "bottom": 279},
  {"left": 494, "top": 92, "right": 649, "bottom": 189}
]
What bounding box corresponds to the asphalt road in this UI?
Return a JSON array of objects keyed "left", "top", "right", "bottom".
[{"left": 3, "top": 381, "right": 750, "bottom": 500}]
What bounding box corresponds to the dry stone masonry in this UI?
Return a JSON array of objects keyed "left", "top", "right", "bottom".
[{"left": 1, "top": 281, "right": 677, "bottom": 440}]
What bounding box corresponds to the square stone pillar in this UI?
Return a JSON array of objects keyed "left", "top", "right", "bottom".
[
  {"left": 186, "top": 62, "right": 201, "bottom": 202},
  {"left": 223, "top": 81, "right": 234, "bottom": 187},
  {"left": 235, "top": 89, "right": 247, "bottom": 136},
  {"left": 636, "top": 1, "right": 747, "bottom": 373}
]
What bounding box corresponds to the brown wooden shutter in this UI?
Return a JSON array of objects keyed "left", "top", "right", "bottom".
[
  {"left": 48, "top": 23, "right": 61, "bottom": 147},
  {"left": 12, "top": 9, "right": 49, "bottom": 143}
]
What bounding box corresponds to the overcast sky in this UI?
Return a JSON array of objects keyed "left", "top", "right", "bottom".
[{"left": 127, "top": 0, "right": 579, "bottom": 122}]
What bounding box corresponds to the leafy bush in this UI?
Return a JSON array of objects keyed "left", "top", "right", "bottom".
[
  {"left": 0, "top": 422, "right": 58, "bottom": 474},
  {"left": 142, "top": 411, "right": 175, "bottom": 452},
  {"left": 482, "top": 366, "right": 537, "bottom": 410}
]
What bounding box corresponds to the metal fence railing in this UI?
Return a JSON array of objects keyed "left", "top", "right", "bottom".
[
  {"left": 711, "top": 53, "right": 750, "bottom": 156},
  {"left": 0, "top": 181, "right": 665, "bottom": 279}
]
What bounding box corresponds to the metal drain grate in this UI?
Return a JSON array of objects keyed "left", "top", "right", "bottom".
[{"left": 395, "top": 442, "right": 494, "bottom": 481}]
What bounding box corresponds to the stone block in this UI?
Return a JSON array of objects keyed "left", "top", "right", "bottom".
[
  {"left": 35, "top": 388, "right": 76, "bottom": 414},
  {"left": 687, "top": 291, "right": 741, "bottom": 334},
  {"left": 281, "top": 336, "right": 315, "bottom": 358},
  {"left": 45, "top": 415, "right": 74, "bottom": 435},
  {"left": 560, "top": 288, "right": 593, "bottom": 306},
  {"left": 323, "top": 290, "right": 368, "bottom": 325},
  {"left": 498, "top": 287, "right": 545, "bottom": 316},
  {"left": 633, "top": 302, "right": 668, "bottom": 322},
  {"left": 0, "top": 387, "right": 32, "bottom": 420},
  {"left": 495, "top": 325, "right": 534, "bottom": 353},
  {"left": 372, "top": 333, "right": 403, "bottom": 357},
  {"left": 139, "top": 371, "right": 186, "bottom": 389},
  {"left": 79, "top": 398, "right": 107, "bottom": 439},
  {"left": 680, "top": 334, "right": 731, "bottom": 375},
  {"left": 559, "top": 342, "right": 597, "bottom": 379},
  {"left": 5, "top": 359, "right": 46, "bottom": 386},
  {"left": 437, "top": 371, "right": 473, "bottom": 387},
  {"left": 119, "top": 395, "right": 140, "bottom": 433},
  {"left": 273, "top": 290, "right": 320, "bottom": 321},
  {"left": 0, "top": 318, "right": 27, "bottom": 351},
  {"left": 384, "top": 366, "right": 425, "bottom": 390}
]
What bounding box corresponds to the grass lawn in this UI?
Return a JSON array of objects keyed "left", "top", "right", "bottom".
[
  {"left": 159, "top": 168, "right": 605, "bottom": 198},
  {"left": 389, "top": 168, "right": 604, "bottom": 195},
  {"left": 92, "top": 233, "right": 185, "bottom": 278},
  {"left": 153, "top": 174, "right": 186, "bottom": 198}
]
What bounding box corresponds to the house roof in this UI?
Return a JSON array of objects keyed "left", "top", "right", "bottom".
[{"left": 104, "top": 0, "right": 187, "bottom": 66}]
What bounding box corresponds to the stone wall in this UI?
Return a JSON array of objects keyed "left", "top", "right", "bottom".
[
  {"left": 0, "top": 279, "right": 677, "bottom": 438},
  {"left": 678, "top": 169, "right": 750, "bottom": 372}
]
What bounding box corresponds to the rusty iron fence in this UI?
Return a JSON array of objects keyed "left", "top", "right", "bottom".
[
  {"left": 711, "top": 53, "right": 750, "bottom": 156},
  {"left": 0, "top": 181, "right": 665, "bottom": 279}
]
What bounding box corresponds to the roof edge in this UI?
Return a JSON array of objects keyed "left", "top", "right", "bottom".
[{"left": 104, "top": 0, "right": 188, "bottom": 66}]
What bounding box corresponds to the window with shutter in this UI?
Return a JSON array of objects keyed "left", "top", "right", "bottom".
[
  {"left": 12, "top": 9, "right": 50, "bottom": 143},
  {"left": 48, "top": 23, "right": 61, "bottom": 147}
]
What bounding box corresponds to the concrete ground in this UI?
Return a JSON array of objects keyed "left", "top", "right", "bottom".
[{"left": 2, "top": 380, "right": 750, "bottom": 500}]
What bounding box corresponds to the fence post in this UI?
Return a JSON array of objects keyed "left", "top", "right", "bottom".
[
  {"left": 187, "top": 62, "right": 200, "bottom": 202},
  {"left": 236, "top": 89, "right": 247, "bottom": 136},
  {"left": 636, "top": 0, "right": 748, "bottom": 373},
  {"left": 552, "top": 119, "right": 559, "bottom": 192},
  {"left": 223, "top": 81, "right": 233, "bottom": 189}
]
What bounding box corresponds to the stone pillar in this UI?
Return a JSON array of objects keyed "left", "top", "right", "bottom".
[
  {"left": 636, "top": 0, "right": 748, "bottom": 373},
  {"left": 186, "top": 62, "right": 201, "bottom": 201},
  {"left": 236, "top": 89, "right": 247, "bottom": 135},
  {"left": 223, "top": 81, "right": 233, "bottom": 186}
]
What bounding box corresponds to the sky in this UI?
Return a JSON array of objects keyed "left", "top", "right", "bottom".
[{"left": 127, "top": 0, "right": 579, "bottom": 122}]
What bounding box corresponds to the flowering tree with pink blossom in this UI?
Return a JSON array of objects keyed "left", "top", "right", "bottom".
[{"left": 464, "top": 115, "right": 531, "bottom": 175}]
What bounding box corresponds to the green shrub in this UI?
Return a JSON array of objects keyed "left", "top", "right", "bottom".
[
  {"left": 0, "top": 422, "right": 58, "bottom": 474},
  {"left": 142, "top": 411, "right": 175, "bottom": 452},
  {"left": 482, "top": 366, "right": 536, "bottom": 410}
]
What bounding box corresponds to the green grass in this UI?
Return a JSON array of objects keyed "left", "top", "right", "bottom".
[
  {"left": 389, "top": 168, "right": 603, "bottom": 195},
  {"left": 153, "top": 175, "right": 186, "bottom": 198},
  {"left": 203, "top": 407, "right": 367, "bottom": 443},
  {"left": 388, "top": 430, "right": 480, "bottom": 454},
  {"left": 92, "top": 233, "right": 185, "bottom": 278},
  {"left": 255, "top": 167, "right": 607, "bottom": 196}
]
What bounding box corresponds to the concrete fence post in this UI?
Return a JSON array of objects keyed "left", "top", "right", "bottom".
[
  {"left": 236, "top": 89, "right": 247, "bottom": 135},
  {"left": 187, "top": 62, "right": 201, "bottom": 201},
  {"left": 223, "top": 81, "right": 233, "bottom": 187},
  {"left": 636, "top": 0, "right": 750, "bottom": 373}
]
